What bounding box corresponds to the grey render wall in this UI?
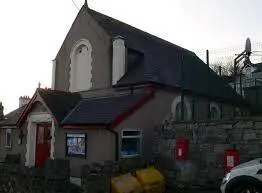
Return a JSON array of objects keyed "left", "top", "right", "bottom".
[
  {"left": 153, "top": 117, "right": 262, "bottom": 188},
  {"left": 0, "top": 124, "right": 27, "bottom": 163},
  {"left": 54, "top": 8, "right": 112, "bottom": 91},
  {"left": 54, "top": 127, "right": 115, "bottom": 177},
  {"left": 115, "top": 90, "right": 179, "bottom": 160}
]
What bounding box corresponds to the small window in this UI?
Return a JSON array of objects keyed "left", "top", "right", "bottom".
[
  {"left": 234, "top": 107, "right": 242, "bottom": 117},
  {"left": 66, "top": 133, "right": 87, "bottom": 158},
  {"left": 210, "top": 103, "right": 221, "bottom": 120},
  {"left": 175, "top": 102, "right": 188, "bottom": 121},
  {"left": 121, "top": 130, "right": 142, "bottom": 158},
  {"left": 5, "top": 129, "right": 12, "bottom": 148}
]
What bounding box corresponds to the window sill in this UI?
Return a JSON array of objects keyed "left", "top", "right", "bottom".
[
  {"left": 5, "top": 146, "right": 12, "bottom": 149},
  {"left": 66, "top": 154, "right": 86, "bottom": 159},
  {"left": 121, "top": 154, "right": 141, "bottom": 159}
]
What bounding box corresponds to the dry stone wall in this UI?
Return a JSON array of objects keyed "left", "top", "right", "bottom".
[{"left": 153, "top": 117, "right": 262, "bottom": 189}]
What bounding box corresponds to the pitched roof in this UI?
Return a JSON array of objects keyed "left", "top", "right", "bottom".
[
  {"left": 0, "top": 105, "right": 26, "bottom": 127},
  {"left": 15, "top": 89, "right": 153, "bottom": 127},
  {"left": 87, "top": 7, "right": 242, "bottom": 102},
  {"left": 62, "top": 92, "right": 151, "bottom": 125},
  {"left": 37, "top": 89, "right": 82, "bottom": 123}
]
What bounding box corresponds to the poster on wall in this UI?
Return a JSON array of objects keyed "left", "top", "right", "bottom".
[{"left": 66, "top": 134, "right": 87, "bottom": 157}]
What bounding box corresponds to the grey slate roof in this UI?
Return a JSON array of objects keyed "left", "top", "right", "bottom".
[
  {"left": 0, "top": 105, "right": 26, "bottom": 127},
  {"left": 88, "top": 7, "right": 243, "bottom": 102},
  {"left": 12, "top": 89, "right": 151, "bottom": 126},
  {"left": 62, "top": 92, "right": 147, "bottom": 125},
  {"left": 37, "top": 89, "right": 82, "bottom": 123}
]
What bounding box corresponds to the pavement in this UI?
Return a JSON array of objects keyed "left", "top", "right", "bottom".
[
  {"left": 166, "top": 187, "right": 220, "bottom": 193},
  {"left": 192, "top": 190, "right": 220, "bottom": 193},
  {"left": 70, "top": 177, "right": 221, "bottom": 193}
]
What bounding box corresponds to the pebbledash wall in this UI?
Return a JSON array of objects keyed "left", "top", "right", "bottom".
[{"left": 153, "top": 116, "right": 262, "bottom": 189}]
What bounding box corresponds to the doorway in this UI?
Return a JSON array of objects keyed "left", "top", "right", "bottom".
[{"left": 35, "top": 124, "right": 51, "bottom": 167}]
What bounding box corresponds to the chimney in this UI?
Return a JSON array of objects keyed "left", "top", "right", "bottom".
[
  {"left": 112, "top": 36, "right": 126, "bottom": 85},
  {"left": 0, "top": 102, "right": 4, "bottom": 120},
  {"left": 19, "top": 96, "right": 30, "bottom": 107},
  {"left": 51, "top": 59, "right": 56, "bottom": 90}
]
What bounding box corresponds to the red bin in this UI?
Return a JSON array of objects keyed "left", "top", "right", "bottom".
[
  {"left": 175, "top": 138, "right": 189, "bottom": 160},
  {"left": 224, "top": 150, "right": 239, "bottom": 173}
]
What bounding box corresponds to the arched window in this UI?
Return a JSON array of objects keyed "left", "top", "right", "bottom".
[
  {"left": 69, "top": 39, "right": 93, "bottom": 92},
  {"left": 175, "top": 102, "right": 188, "bottom": 121},
  {"left": 171, "top": 96, "right": 191, "bottom": 121},
  {"left": 210, "top": 102, "right": 221, "bottom": 120},
  {"left": 234, "top": 107, "right": 242, "bottom": 117}
]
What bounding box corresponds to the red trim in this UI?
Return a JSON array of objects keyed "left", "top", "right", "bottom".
[
  {"left": 63, "top": 125, "right": 107, "bottom": 130},
  {"left": 109, "top": 88, "right": 155, "bottom": 129},
  {"left": 17, "top": 89, "right": 60, "bottom": 127}
]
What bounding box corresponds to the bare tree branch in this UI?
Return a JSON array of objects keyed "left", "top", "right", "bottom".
[{"left": 210, "top": 60, "right": 242, "bottom": 77}]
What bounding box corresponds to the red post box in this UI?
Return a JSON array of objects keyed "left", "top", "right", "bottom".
[
  {"left": 175, "top": 138, "right": 189, "bottom": 160},
  {"left": 224, "top": 150, "right": 239, "bottom": 173}
]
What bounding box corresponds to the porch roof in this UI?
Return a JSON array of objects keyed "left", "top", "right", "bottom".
[
  {"left": 14, "top": 88, "right": 154, "bottom": 128},
  {"left": 37, "top": 89, "right": 82, "bottom": 123},
  {"left": 61, "top": 91, "right": 153, "bottom": 126}
]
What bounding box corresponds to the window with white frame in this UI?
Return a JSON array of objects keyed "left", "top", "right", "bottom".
[
  {"left": 121, "top": 130, "right": 142, "bottom": 157},
  {"left": 5, "top": 129, "right": 12, "bottom": 148}
]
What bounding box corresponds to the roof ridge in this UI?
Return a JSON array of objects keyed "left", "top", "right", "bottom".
[
  {"left": 38, "top": 88, "right": 74, "bottom": 94},
  {"left": 81, "top": 91, "right": 146, "bottom": 102},
  {"left": 61, "top": 99, "right": 84, "bottom": 124}
]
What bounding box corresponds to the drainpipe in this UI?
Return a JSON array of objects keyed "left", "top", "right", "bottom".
[
  {"left": 240, "top": 72, "right": 243, "bottom": 97},
  {"left": 181, "top": 53, "right": 185, "bottom": 120},
  {"left": 106, "top": 127, "right": 119, "bottom": 161},
  {"left": 219, "top": 66, "right": 223, "bottom": 119},
  {"left": 206, "top": 50, "right": 211, "bottom": 119}
]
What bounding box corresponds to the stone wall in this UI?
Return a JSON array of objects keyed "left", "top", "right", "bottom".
[
  {"left": 153, "top": 116, "right": 262, "bottom": 189},
  {"left": 0, "top": 157, "right": 152, "bottom": 193},
  {"left": 81, "top": 157, "right": 150, "bottom": 193},
  {"left": 0, "top": 159, "right": 71, "bottom": 193}
]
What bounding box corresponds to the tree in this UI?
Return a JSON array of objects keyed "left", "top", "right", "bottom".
[{"left": 210, "top": 60, "right": 242, "bottom": 77}]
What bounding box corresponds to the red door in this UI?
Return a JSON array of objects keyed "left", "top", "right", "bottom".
[{"left": 35, "top": 124, "right": 51, "bottom": 167}]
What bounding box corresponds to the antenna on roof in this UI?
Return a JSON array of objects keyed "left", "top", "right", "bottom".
[{"left": 245, "top": 37, "right": 251, "bottom": 56}]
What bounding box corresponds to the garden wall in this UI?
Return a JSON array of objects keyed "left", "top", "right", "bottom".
[{"left": 152, "top": 116, "right": 262, "bottom": 189}]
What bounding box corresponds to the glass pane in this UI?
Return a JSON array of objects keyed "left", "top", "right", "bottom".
[
  {"left": 66, "top": 134, "right": 86, "bottom": 156},
  {"left": 121, "top": 138, "right": 140, "bottom": 156},
  {"left": 175, "top": 102, "right": 187, "bottom": 121},
  {"left": 6, "top": 133, "right": 11, "bottom": 146},
  {"left": 211, "top": 107, "right": 219, "bottom": 120},
  {"left": 37, "top": 126, "right": 44, "bottom": 143}
]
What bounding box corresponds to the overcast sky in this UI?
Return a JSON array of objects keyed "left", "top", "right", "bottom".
[{"left": 0, "top": 0, "right": 262, "bottom": 114}]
